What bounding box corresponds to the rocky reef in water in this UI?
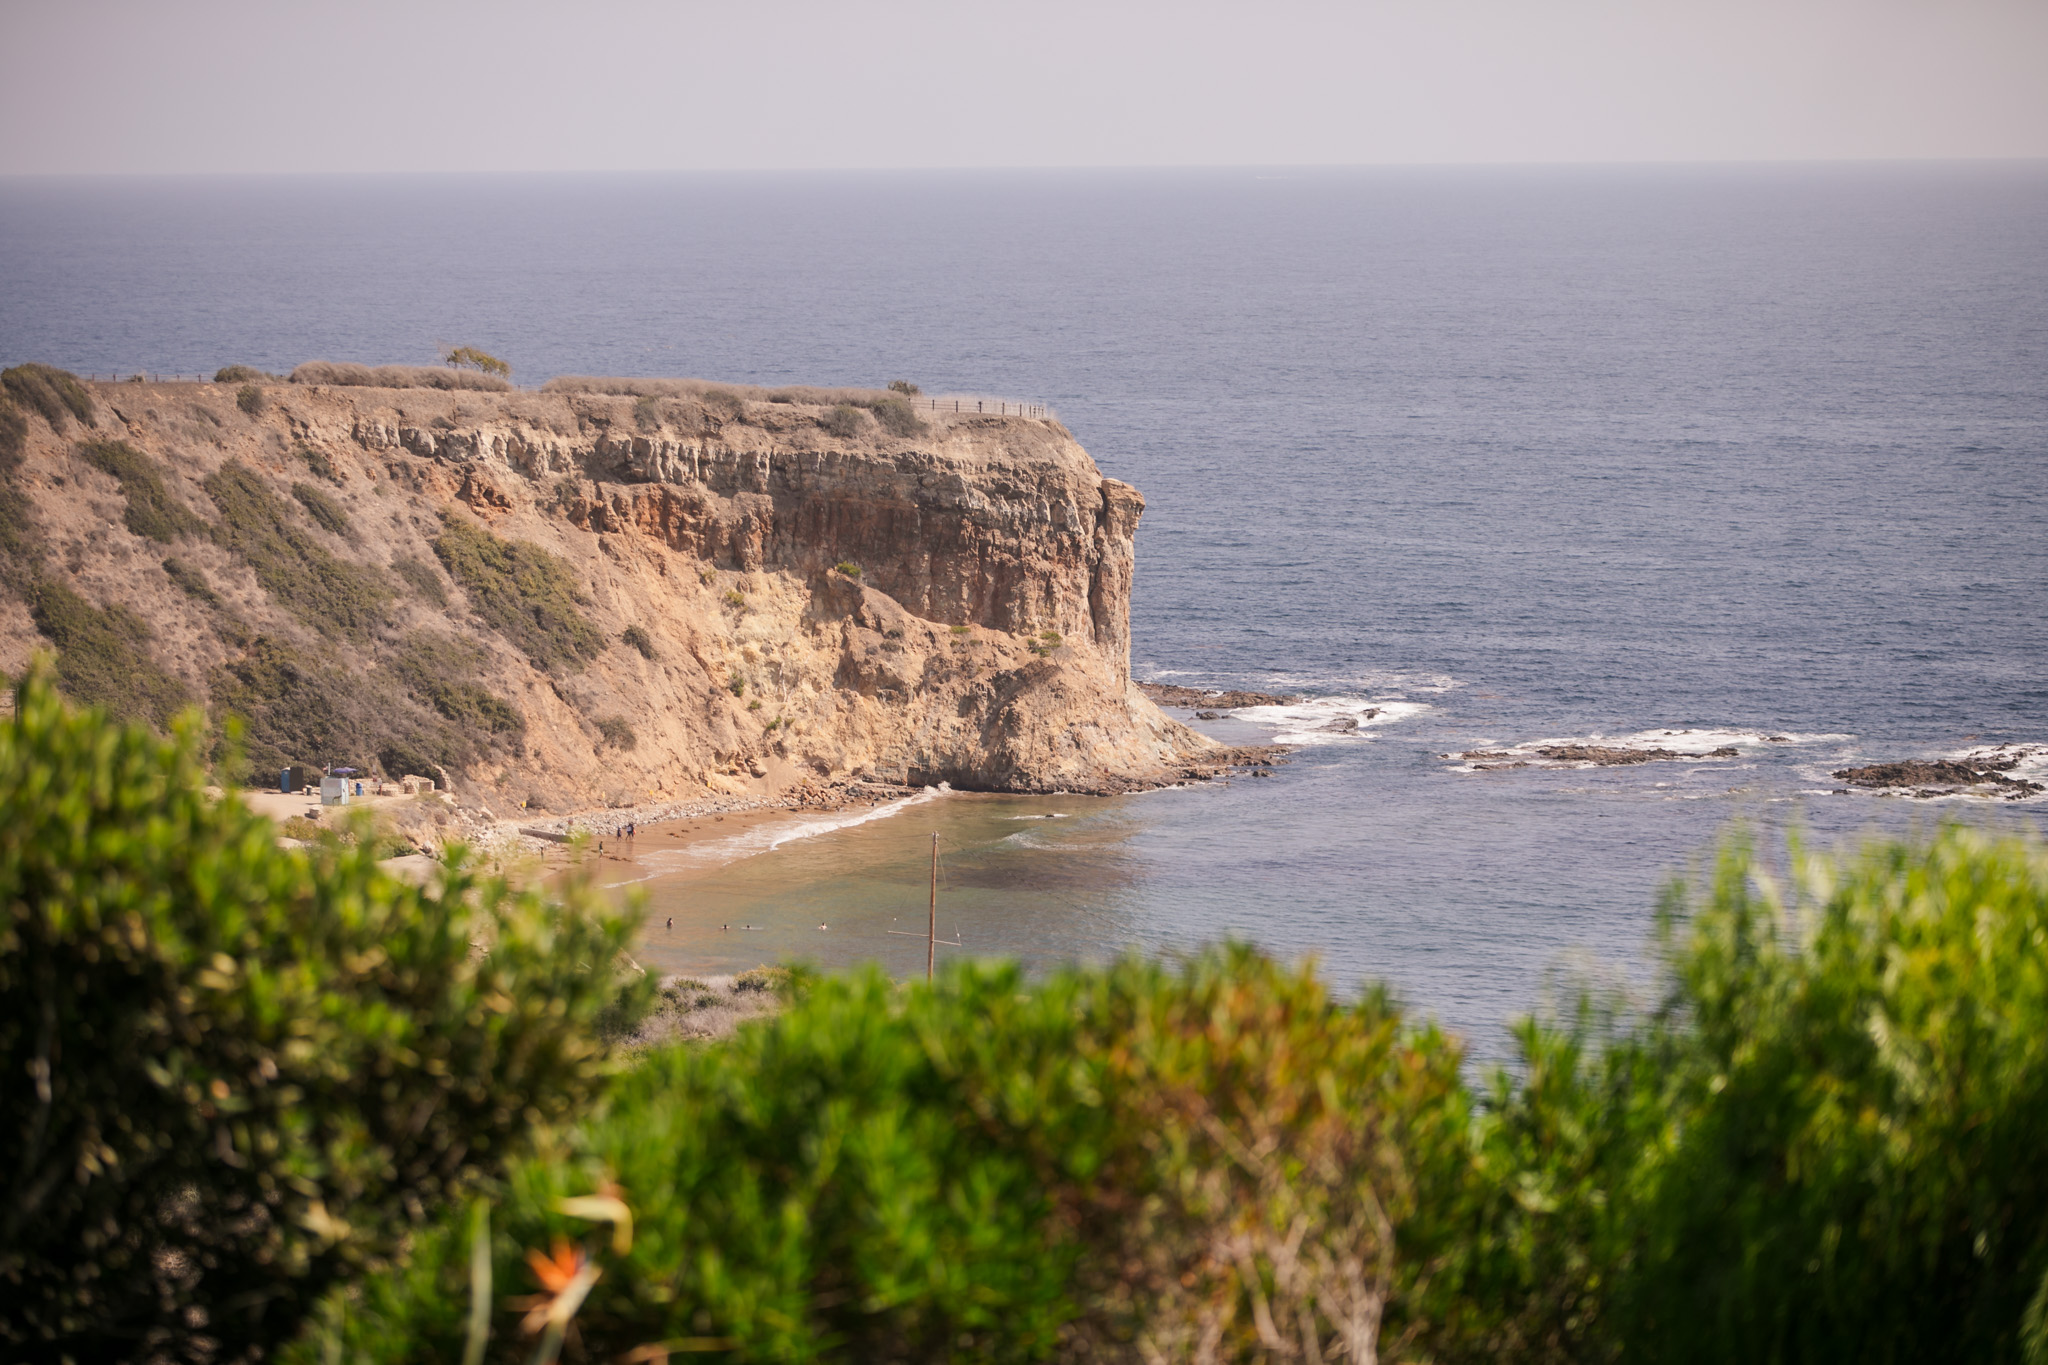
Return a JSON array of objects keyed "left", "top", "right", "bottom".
[
  {"left": 0, "top": 369, "right": 1235, "bottom": 807},
  {"left": 1832, "top": 753, "right": 2045, "bottom": 799}
]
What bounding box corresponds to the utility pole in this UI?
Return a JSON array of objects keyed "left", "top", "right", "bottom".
[{"left": 928, "top": 832, "right": 938, "bottom": 982}]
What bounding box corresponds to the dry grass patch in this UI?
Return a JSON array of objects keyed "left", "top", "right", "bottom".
[{"left": 288, "top": 361, "right": 511, "bottom": 392}]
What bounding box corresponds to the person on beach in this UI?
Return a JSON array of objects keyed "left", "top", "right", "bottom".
[{"left": 665, "top": 916, "right": 673, "bottom": 930}]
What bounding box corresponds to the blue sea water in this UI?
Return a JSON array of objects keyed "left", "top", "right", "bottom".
[{"left": 5, "top": 164, "right": 2046, "bottom": 1054}]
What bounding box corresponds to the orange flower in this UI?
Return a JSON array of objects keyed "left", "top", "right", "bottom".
[{"left": 518, "top": 1237, "right": 601, "bottom": 1353}]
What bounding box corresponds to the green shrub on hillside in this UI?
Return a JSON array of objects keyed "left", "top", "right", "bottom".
[
  {"left": 391, "top": 553, "right": 448, "bottom": 607},
  {"left": 290, "top": 480, "right": 353, "bottom": 539},
  {"left": 207, "top": 632, "right": 515, "bottom": 781},
  {"left": 442, "top": 345, "right": 511, "bottom": 378},
  {"left": 432, "top": 516, "right": 604, "bottom": 672},
  {"left": 0, "top": 668, "right": 651, "bottom": 1362},
  {"left": 391, "top": 631, "right": 524, "bottom": 737},
  {"left": 0, "top": 399, "right": 37, "bottom": 563},
  {"left": 0, "top": 397, "right": 27, "bottom": 468},
  {"left": 79, "top": 439, "right": 210, "bottom": 544},
  {"left": 295, "top": 443, "right": 343, "bottom": 484},
  {"left": 161, "top": 555, "right": 222, "bottom": 607},
  {"left": 236, "top": 383, "right": 266, "bottom": 415},
  {"left": 28, "top": 582, "right": 190, "bottom": 727},
  {"left": 594, "top": 716, "right": 636, "bottom": 750},
  {"left": 621, "top": 623, "right": 656, "bottom": 659},
  {"left": 1, "top": 363, "right": 94, "bottom": 430},
  {"left": 204, "top": 460, "right": 393, "bottom": 639},
  {"left": 214, "top": 364, "right": 267, "bottom": 383}
]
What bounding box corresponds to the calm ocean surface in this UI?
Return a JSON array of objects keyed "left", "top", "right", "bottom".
[{"left": 5, "top": 164, "right": 2046, "bottom": 1055}]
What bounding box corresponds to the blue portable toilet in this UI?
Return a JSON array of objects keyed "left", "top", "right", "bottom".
[{"left": 281, "top": 769, "right": 293, "bottom": 793}]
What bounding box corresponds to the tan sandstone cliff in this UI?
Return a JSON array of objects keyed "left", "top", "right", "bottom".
[{"left": 0, "top": 369, "right": 1218, "bottom": 809}]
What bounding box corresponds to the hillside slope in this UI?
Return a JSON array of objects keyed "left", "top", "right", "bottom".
[{"left": 0, "top": 369, "right": 1218, "bottom": 810}]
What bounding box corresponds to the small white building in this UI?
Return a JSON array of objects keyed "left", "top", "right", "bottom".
[{"left": 319, "top": 775, "right": 352, "bottom": 806}]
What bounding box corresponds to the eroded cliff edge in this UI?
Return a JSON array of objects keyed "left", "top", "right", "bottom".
[{"left": 0, "top": 374, "right": 1219, "bottom": 807}]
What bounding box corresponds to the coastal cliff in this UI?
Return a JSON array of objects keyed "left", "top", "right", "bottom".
[{"left": 0, "top": 369, "right": 1218, "bottom": 808}]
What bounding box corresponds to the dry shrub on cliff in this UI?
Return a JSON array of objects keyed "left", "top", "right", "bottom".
[
  {"left": 543, "top": 374, "right": 899, "bottom": 409},
  {"left": 820, "top": 403, "right": 866, "bottom": 438},
  {"left": 214, "top": 364, "right": 277, "bottom": 383},
  {"left": 287, "top": 361, "right": 512, "bottom": 393},
  {"left": 866, "top": 394, "right": 925, "bottom": 437}
]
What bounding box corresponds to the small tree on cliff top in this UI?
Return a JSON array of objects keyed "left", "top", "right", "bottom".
[{"left": 442, "top": 346, "right": 510, "bottom": 378}]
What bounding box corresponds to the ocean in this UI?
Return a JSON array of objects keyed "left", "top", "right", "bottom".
[{"left": 5, "top": 163, "right": 2046, "bottom": 1056}]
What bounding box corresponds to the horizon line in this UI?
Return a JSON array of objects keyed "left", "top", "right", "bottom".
[{"left": 5, "top": 154, "right": 2047, "bottom": 181}]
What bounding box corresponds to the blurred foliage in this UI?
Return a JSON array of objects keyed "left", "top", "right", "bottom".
[
  {"left": 0, "top": 667, "right": 649, "bottom": 1363},
  {"left": 1605, "top": 828, "right": 2048, "bottom": 1362},
  {"left": 290, "top": 948, "right": 1475, "bottom": 1363},
  {"left": 293, "top": 826, "right": 2048, "bottom": 1364},
  {"left": 432, "top": 515, "right": 603, "bottom": 673}
]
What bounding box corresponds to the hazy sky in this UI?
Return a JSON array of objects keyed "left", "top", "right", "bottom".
[{"left": 4, "top": 0, "right": 2045, "bottom": 173}]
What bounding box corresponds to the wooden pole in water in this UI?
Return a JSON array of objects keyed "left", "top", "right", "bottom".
[{"left": 928, "top": 833, "right": 939, "bottom": 982}]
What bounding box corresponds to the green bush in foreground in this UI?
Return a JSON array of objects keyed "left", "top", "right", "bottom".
[
  {"left": 294, "top": 826, "right": 2048, "bottom": 1364},
  {"left": 0, "top": 667, "right": 650, "bottom": 1363},
  {"left": 295, "top": 949, "right": 1473, "bottom": 1363},
  {"left": 1602, "top": 829, "right": 2048, "bottom": 1362}
]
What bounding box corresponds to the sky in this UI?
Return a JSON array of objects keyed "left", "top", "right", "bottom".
[{"left": 3, "top": 0, "right": 2046, "bottom": 173}]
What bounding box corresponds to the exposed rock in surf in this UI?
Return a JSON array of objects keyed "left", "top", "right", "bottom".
[
  {"left": 1458, "top": 743, "right": 1740, "bottom": 767},
  {"left": 1139, "top": 682, "right": 1301, "bottom": 710},
  {"left": 1831, "top": 758, "right": 2043, "bottom": 797}
]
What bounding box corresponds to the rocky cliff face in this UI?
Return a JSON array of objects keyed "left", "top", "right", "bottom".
[{"left": 0, "top": 374, "right": 1215, "bottom": 808}]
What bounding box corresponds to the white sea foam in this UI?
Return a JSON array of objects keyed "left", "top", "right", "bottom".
[
  {"left": 1229, "top": 695, "right": 1432, "bottom": 745},
  {"left": 1954, "top": 741, "right": 2048, "bottom": 788},
  {"left": 1442, "top": 726, "right": 1853, "bottom": 772}
]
